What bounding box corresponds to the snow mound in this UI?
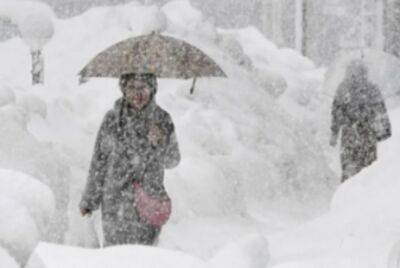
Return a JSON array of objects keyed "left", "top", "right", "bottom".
[
  {"left": 0, "top": 1, "right": 55, "bottom": 50},
  {"left": 273, "top": 257, "right": 360, "bottom": 268},
  {"left": 0, "top": 85, "right": 70, "bottom": 244},
  {"left": 209, "top": 235, "right": 270, "bottom": 268},
  {"left": 0, "top": 100, "right": 69, "bottom": 195},
  {"left": 0, "top": 169, "right": 55, "bottom": 233},
  {"left": 163, "top": 0, "right": 203, "bottom": 30},
  {"left": 220, "top": 27, "right": 315, "bottom": 72},
  {"left": 253, "top": 68, "right": 287, "bottom": 98},
  {"left": 26, "top": 243, "right": 204, "bottom": 268},
  {"left": 217, "top": 33, "right": 253, "bottom": 70},
  {"left": 163, "top": 0, "right": 217, "bottom": 41},
  {"left": 0, "top": 196, "right": 38, "bottom": 264},
  {"left": 218, "top": 26, "right": 328, "bottom": 141},
  {"left": 26, "top": 239, "right": 269, "bottom": 268},
  {"left": 18, "top": 93, "right": 47, "bottom": 119}
]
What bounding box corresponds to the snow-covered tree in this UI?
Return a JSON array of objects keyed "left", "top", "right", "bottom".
[
  {"left": 0, "top": 1, "right": 55, "bottom": 85},
  {"left": 19, "top": 11, "right": 54, "bottom": 85}
]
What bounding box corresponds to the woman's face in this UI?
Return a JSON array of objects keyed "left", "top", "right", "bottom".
[{"left": 124, "top": 80, "right": 152, "bottom": 110}]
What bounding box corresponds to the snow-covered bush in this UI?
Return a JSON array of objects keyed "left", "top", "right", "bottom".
[
  {"left": 217, "top": 33, "right": 253, "bottom": 70},
  {"left": 209, "top": 235, "right": 270, "bottom": 268},
  {"left": 0, "top": 1, "right": 55, "bottom": 51},
  {"left": 253, "top": 68, "right": 287, "bottom": 98},
  {"left": 0, "top": 101, "right": 68, "bottom": 188},
  {"left": 0, "top": 1, "right": 55, "bottom": 84},
  {"left": 18, "top": 12, "right": 54, "bottom": 53},
  {"left": 0, "top": 196, "right": 38, "bottom": 265},
  {"left": 0, "top": 169, "right": 55, "bottom": 235},
  {"left": 0, "top": 97, "right": 70, "bottom": 244}
]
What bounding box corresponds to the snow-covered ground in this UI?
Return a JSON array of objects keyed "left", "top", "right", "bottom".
[
  {"left": 1, "top": 0, "right": 398, "bottom": 267},
  {"left": 25, "top": 235, "right": 269, "bottom": 268}
]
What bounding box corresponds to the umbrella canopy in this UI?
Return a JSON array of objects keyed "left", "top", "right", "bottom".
[
  {"left": 79, "top": 33, "right": 227, "bottom": 79},
  {"left": 324, "top": 49, "right": 400, "bottom": 108}
]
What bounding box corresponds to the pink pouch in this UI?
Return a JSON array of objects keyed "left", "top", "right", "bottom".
[{"left": 133, "top": 181, "right": 172, "bottom": 227}]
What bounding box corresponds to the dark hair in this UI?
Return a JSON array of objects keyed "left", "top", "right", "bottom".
[{"left": 119, "top": 73, "right": 158, "bottom": 94}]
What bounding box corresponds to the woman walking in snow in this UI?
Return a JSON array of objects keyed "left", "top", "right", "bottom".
[{"left": 80, "top": 73, "right": 180, "bottom": 246}]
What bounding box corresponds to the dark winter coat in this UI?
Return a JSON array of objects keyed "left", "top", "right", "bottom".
[
  {"left": 80, "top": 94, "right": 180, "bottom": 246},
  {"left": 331, "top": 74, "right": 391, "bottom": 182}
]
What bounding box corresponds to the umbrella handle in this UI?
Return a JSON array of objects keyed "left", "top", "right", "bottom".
[{"left": 190, "top": 77, "right": 197, "bottom": 95}]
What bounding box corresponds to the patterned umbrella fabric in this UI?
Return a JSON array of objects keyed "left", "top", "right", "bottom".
[{"left": 79, "top": 33, "right": 227, "bottom": 79}]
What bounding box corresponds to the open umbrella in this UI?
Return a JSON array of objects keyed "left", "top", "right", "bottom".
[
  {"left": 324, "top": 49, "right": 400, "bottom": 108},
  {"left": 79, "top": 32, "right": 227, "bottom": 93}
]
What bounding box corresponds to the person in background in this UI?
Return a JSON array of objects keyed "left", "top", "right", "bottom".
[{"left": 330, "top": 60, "right": 391, "bottom": 182}]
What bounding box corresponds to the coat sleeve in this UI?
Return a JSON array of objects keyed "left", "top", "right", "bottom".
[
  {"left": 331, "top": 84, "right": 346, "bottom": 138},
  {"left": 159, "top": 113, "right": 181, "bottom": 169},
  {"left": 371, "top": 85, "right": 391, "bottom": 141},
  {"left": 79, "top": 112, "right": 113, "bottom": 212}
]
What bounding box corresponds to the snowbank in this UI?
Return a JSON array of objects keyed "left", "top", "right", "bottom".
[
  {"left": 0, "top": 84, "right": 71, "bottom": 246},
  {"left": 26, "top": 243, "right": 204, "bottom": 268},
  {"left": 0, "top": 169, "right": 55, "bottom": 234},
  {"left": 269, "top": 108, "right": 400, "bottom": 267},
  {"left": 209, "top": 235, "right": 270, "bottom": 268},
  {"left": 218, "top": 27, "right": 331, "bottom": 160},
  {"left": 0, "top": 196, "right": 38, "bottom": 264},
  {"left": 0, "top": 98, "right": 69, "bottom": 203}
]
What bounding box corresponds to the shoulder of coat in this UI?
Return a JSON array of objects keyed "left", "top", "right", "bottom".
[
  {"left": 101, "top": 109, "right": 118, "bottom": 127},
  {"left": 105, "top": 109, "right": 117, "bottom": 119},
  {"left": 154, "top": 106, "right": 172, "bottom": 121}
]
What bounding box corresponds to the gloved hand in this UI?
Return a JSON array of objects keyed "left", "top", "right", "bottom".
[{"left": 80, "top": 207, "right": 92, "bottom": 217}]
